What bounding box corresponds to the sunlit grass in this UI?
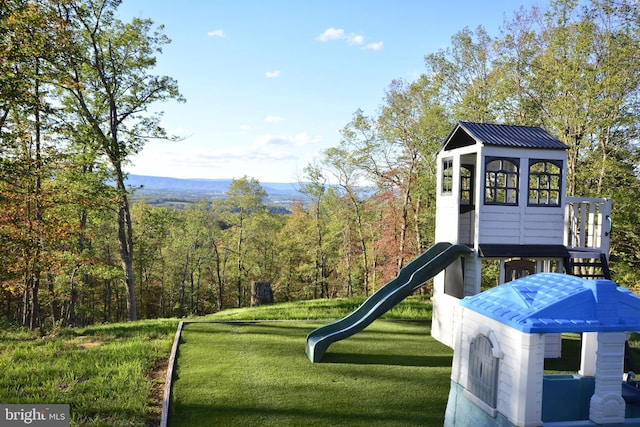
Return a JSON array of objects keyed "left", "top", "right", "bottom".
[
  {"left": 203, "top": 295, "right": 433, "bottom": 321},
  {"left": 0, "top": 296, "right": 437, "bottom": 426},
  {"left": 171, "top": 296, "right": 447, "bottom": 427},
  {"left": 545, "top": 332, "right": 640, "bottom": 374},
  {"left": 0, "top": 318, "right": 178, "bottom": 426}
]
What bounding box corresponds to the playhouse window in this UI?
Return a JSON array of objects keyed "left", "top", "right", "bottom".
[
  {"left": 460, "top": 165, "right": 474, "bottom": 205},
  {"left": 442, "top": 158, "right": 454, "bottom": 195},
  {"left": 528, "top": 160, "right": 562, "bottom": 206},
  {"left": 484, "top": 158, "right": 519, "bottom": 205},
  {"left": 468, "top": 334, "right": 499, "bottom": 408}
]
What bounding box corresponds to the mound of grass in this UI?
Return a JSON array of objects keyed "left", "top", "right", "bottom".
[
  {"left": 203, "top": 295, "right": 433, "bottom": 321},
  {"left": 0, "top": 318, "right": 179, "bottom": 426},
  {"left": 171, "top": 296, "right": 448, "bottom": 426}
]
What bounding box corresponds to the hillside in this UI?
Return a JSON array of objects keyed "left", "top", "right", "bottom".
[{"left": 125, "top": 174, "right": 310, "bottom": 209}]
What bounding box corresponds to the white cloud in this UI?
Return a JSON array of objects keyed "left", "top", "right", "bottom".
[
  {"left": 348, "top": 34, "right": 364, "bottom": 45},
  {"left": 207, "top": 29, "right": 225, "bottom": 37},
  {"left": 196, "top": 147, "right": 298, "bottom": 162},
  {"left": 264, "top": 115, "right": 284, "bottom": 123},
  {"left": 239, "top": 124, "right": 251, "bottom": 131},
  {"left": 265, "top": 70, "right": 281, "bottom": 78},
  {"left": 364, "top": 41, "right": 384, "bottom": 51},
  {"left": 255, "top": 132, "right": 322, "bottom": 147},
  {"left": 316, "top": 27, "right": 365, "bottom": 46},
  {"left": 316, "top": 27, "right": 346, "bottom": 42}
]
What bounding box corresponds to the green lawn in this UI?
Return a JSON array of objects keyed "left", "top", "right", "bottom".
[
  {"left": 170, "top": 318, "right": 453, "bottom": 427},
  {"left": 0, "top": 296, "right": 437, "bottom": 426},
  {"left": 0, "top": 319, "right": 179, "bottom": 426},
  {"left": 5, "top": 295, "right": 633, "bottom": 427}
]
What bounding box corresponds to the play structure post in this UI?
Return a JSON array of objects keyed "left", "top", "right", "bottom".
[{"left": 589, "top": 331, "right": 627, "bottom": 424}]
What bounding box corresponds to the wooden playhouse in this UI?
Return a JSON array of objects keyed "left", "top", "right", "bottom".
[{"left": 431, "top": 121, "right": 612, "bottom": 348}]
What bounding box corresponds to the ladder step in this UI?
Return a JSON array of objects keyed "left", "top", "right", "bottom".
[
  {"left": 566, "top": 252, "right": 611, "bottom": 281},
  {"left": 571, "top": 261, "right": 603, "bottom": 267}
]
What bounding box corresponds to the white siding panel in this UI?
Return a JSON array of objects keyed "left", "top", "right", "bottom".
[
  {"left": 479, "top": 211, "right": 521, "bottom": 243},
  {"left": 436, "top": 203, "right": 459, "bottom": 242},
  {"left": 464, "top": 254, "right": 482, "bottom": 296},
  {"left": 523, "top": 218, "right": 563, "bottom": 231},
  {"left": 476, "top": 206, "right": 567, "bottom": 246},
  {"left": 522, "top": 211, "right": 565, "bottom": 245},
  {"left": 518, "top": 235, "right": 562, "bottom": 245}
]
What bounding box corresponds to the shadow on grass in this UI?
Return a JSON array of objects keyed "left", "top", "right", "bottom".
[
  {"left": 323, "top": 352, "right": 453, "bottom": 367},
  {"left": 183, "top": 321, "right": 317, "bottom": 338},
  {"left": 173, "top": 402, "right": 444, "bottom": 427}
]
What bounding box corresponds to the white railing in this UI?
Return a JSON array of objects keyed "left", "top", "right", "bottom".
[{"left": 564, "top": 197, "right": 612, "bottom": 255}]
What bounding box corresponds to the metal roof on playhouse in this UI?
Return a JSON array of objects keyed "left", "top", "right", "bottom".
[
  {"left": 460, "top": 273, "right": 640, "bottom": 333},
  {"left": 447, "top": 121, "right": 570, "bottom": 150}
]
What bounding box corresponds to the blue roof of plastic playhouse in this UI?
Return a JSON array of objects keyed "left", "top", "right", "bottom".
[{"left": 459, "top": 273, "right": 640, "bottom": 333}]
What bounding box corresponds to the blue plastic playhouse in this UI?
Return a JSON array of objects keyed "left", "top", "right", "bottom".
[{"left": 445, "top": 273, "right": 640, "bottom": 427}]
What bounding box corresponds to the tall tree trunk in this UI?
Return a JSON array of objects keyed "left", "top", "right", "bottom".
[
  {"left": 30, "top": 272, "right": 40, "bottom": 331},
  {"left": 22, "top": 274, "right": 31, "bottom": 327},
  {"left": 313, "top": 199, "right": 325, "bottom": 299},
  {"left": 103, "top": 279, "right": 111, "bottom": 322},
  {"left": 66, "top": 266, "right": 78, "bottom": 327},
  {"left": 211, "top": 241, "right": 223, "bottom": 311},
  {"left": 352, "top": 198, "right": 368, "bottom": 297},
  {"left": 236, "top": 224, "right": 243, "bottom": 307},
  {"left": 178, "top": 254, "right": 189, "bottom": 318},
  {"left": 344, "top": 226, "right": 353, "bottom": 297},
  {"left": 29, "top": 74, "right": 43, "bottom": 330},
  {"left": 413, "top": 194, "right": 424, "bottom": 252},
  {"left": 113, "top": 165, "right": 137, "bottom": 321},
  {"left": 397, "top": 181, "right": 412, "bottom": 273},
  {"left": 47, "top": 274, "right": 59, "bottom": 326}
]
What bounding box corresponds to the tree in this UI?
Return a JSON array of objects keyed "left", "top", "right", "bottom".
[
  {"left": 275, "top": 202, "right": 316, "bottom": 300},
  {"left": 57, "top": 0, "right": 183, "bottom": 320},
  {"left": 0, "top": 0, "right": 70, "bottom": 329},
  {"left": 322, "top": 147, "right": 371, "bottom": 296},
  {"left": 299, "top": 163, "right": 331, "bottom": 298},
  {"left": 494, "top": 0, "right": 640, "bottom": 195},
  {"left": 424, "top": 26, "right": 497, "bottom": 123},
  {"left": 340, "top": 79, "right": 450, "bottom": 273},
  {"left": 221, "top": 176, "right": 267, "bottom": 307}
]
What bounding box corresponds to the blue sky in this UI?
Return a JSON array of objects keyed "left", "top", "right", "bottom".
[{"left": 118, "top": 0, "right": 542, "bottom": 183}]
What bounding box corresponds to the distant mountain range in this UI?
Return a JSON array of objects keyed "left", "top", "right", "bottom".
[{"left": 125, "top": 174, "right": 308, "bottom": 200}]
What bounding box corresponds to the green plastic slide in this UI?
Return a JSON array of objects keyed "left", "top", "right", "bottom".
[{"left": 305, "top": 242, "right": 472, "bottom": 363}]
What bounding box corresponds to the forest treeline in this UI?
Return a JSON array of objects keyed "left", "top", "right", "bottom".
[{"left": 1, "top": 0, "right": 639, "bottom": 330}]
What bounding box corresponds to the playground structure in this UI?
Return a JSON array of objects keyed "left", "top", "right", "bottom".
[
  {"left": 306, "top": 121, "right": 640, "bottom": 426},
  {"left": 307, "top": 121, "right": 612, "bottom": 361},
  {"left": 431, "top": 121, "right": 612, "bottom": 349},
  {"left": 306, "top": 242, "right": 471, "bottom": 363}
]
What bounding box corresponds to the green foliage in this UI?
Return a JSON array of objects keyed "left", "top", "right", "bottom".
[
  {"left": 1, "top": 0, "right": 640, "bottom": 332},
  {"left": 0, "top": 0, "right": 183, "bottom": 327}
]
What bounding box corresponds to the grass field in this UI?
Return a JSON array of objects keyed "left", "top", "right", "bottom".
[
  {"left": 169, "top": 296, "right": 450, "bottom": 427},
  {"left": 4, "top": 295, "right": 639, "bottom": 426},
  {"left": 0, "top": 319, "right": 179, "bottom": 426},
  {"left": 170, "top": 320, "right": 452, "bottom": 427},
  {"left": 0, "top": 296, "right": 432, "bottom": 426}
]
